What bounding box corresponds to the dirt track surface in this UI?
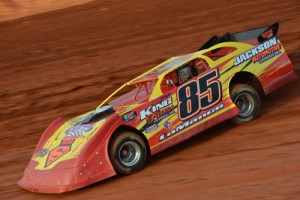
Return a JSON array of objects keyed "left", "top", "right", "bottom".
[
  {"left": 0, "top": 0, "right": 95, "bottom": 22},
  {"left": 0, "top": 0, "right": 300, "bottom": 199}
]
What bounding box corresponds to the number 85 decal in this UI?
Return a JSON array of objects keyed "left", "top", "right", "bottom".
[{"left": 177, "top": 68, "right": 222, "bottom": 120}]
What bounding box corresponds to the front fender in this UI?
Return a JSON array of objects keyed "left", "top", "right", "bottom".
[
  {"left": 33, "top": 117, "right": 65, "bottom": 154},
  {"left": 18, "top": 114, "right": 124, "bottom": 193}
]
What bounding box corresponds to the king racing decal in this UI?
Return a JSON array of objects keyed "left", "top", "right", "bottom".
[
  {"left": 140, "top": 96, "right": 175, "bottom": 123},
  {"left": 234, "top": 37, "right": 282, "bottom": 66},
  {"left": 177, "top": 68, "right": 222, "bottom": 120},
  {"left": 139, "top": 95, "right": 176, "bottom": 133}
]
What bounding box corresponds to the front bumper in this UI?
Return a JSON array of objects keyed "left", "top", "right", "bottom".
[
  {"left": 18, "top": 156, "right": 116, "bottom": 193},
  {"left": 18, "top": 168, "right": 115, "bottom": 193}
]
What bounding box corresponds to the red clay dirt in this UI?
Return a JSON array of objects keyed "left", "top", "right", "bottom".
[
  {"left": 0, "top": 0, "right": 300, "bottom": 199},
  {"left": 0, "top": 0, "right": 94, "bottom": 22}
]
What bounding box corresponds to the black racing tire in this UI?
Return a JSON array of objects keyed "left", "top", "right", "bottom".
[
  {"left": 109, "top": 131, "right": 147, "bottom": 175},
  {"left": 230, "top": 84, "right": 261, "bottom": 124}
]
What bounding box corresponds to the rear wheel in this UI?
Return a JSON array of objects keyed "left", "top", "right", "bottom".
[
  {"left": 230, "top": 84, "right": 260, "bottom": 124},
  {"left": 109, "top": 131, "right": 147, "bottom": 175}
]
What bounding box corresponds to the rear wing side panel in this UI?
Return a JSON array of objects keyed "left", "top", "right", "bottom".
[
  {"left": 198, "top": 23, "right": 279, "bottom": 51},
  {"left": 234, "top": 22, "right": 279, "bottom": 43}
]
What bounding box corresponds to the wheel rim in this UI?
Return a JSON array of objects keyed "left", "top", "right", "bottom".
[
  {"left": 118, "top": 141, "right": 141, "bottom": 167},
  {"left": 234, "top": 92, "right": 254, "bottom": 117}
]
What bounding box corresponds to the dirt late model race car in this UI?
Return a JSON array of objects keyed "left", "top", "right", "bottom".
[{"left": 18, "top": 23, "right": 296, "bottom": 193}]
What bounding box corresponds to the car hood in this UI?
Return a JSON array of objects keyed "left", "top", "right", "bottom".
[{"left": 32, "top": 111, "right": 113, "bottom": 170}]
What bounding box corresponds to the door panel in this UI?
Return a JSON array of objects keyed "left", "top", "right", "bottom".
[{"left": 149, "top": 58, "right": 240, "bottom": 155}]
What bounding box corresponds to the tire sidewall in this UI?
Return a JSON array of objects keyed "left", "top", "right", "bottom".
[
  {"left": 231, "top": 84, "right": 260, "bottom": 124},
  {"left": 110, "top": 132, "right": 147, "bottom": 175}
]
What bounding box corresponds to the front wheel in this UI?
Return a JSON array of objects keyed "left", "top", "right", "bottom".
[
  {"left": 109, "top": 131, "right": 147, "bottom": 175},
  {"left": 230, "top": 84, "right": 261, "bottom": 124}
]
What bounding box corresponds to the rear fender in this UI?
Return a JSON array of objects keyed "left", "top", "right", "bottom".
[{"left": 256, "top": 50, "right": 297, "bottom": 95}]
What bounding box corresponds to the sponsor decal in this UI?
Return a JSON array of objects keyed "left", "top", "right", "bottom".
[
  {"left": 122, "top": 111, "right": 137, "bottom": 122},
  {"left": 145, "top": 124, "right": 159, "bottom": 133},
  {"left": 66, "top": 124, "right": 93, "bottom": 137},
  {"left": 35, "top": 148, "right": 48, "bottom": 158},
  {"left": 234, "top": 37, "right": 281, "bottom": 66},
  {"left": 261, "top": 29, "right": 274, "bottom": 39},
  {"left": 140, "top": 97, "right": 175, "bottom": 123},
  {"left": 163, "top": 121, "right": 172, "bottom": 129},
  {"left": 45, "top": 138, "right": 75, "bottom": 168},
  {"left": 159, "top": 103, "right": 224, "bottom": 141}
]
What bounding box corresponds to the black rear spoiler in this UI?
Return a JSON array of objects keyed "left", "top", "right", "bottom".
[{"left": 198, "top": 23, "right": 279, "bottom": 51}]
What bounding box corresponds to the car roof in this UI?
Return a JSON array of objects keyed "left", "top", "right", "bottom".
[
  {"left": 128, "top": 51, "right": 205, "bottom": 85},
  {"left": 97, "top": 41, "right": 254, "bottom": 108}
]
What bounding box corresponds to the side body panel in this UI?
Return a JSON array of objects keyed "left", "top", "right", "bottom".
[
  {"left": 207, "top": 37, "right": 296, "bottom": 95},
  {"left": 120, "top": 36, "right": 297, "bottom": 156},
  {"left": 121, "top": 67, "right": 240, "bottom": 155}
]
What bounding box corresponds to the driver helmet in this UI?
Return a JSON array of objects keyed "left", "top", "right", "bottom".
[{"left": 177, "top": 65, "right": 192, "bottom": 84}]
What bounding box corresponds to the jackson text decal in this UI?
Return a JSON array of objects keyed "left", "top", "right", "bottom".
[{"left": 234, "top": 37, "right": 281, "bottom": 66}]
